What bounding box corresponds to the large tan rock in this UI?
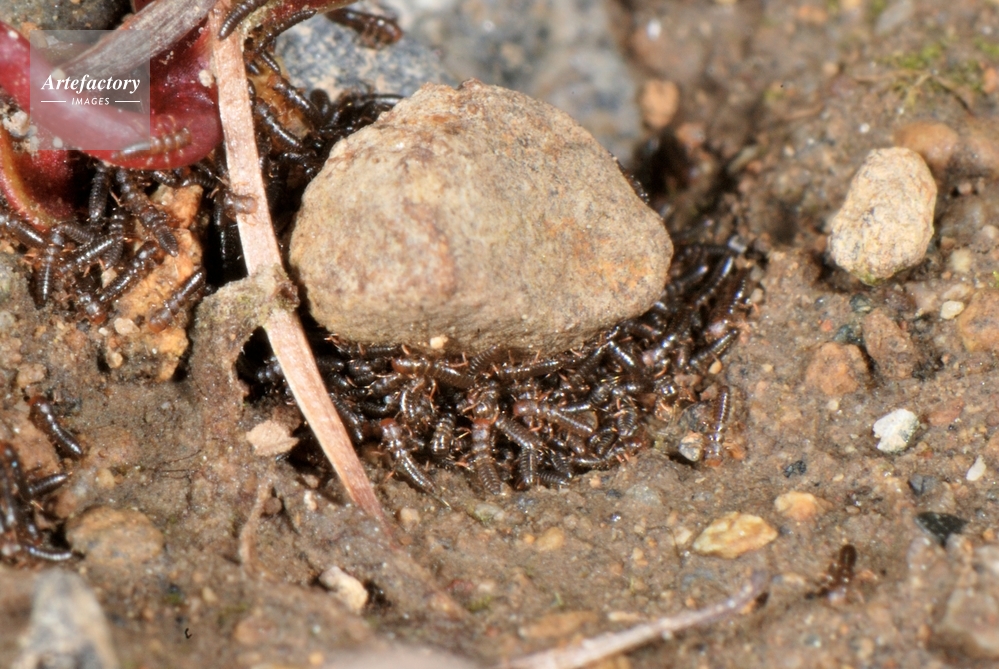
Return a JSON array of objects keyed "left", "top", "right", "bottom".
[
  {"left": 828, "top": 148, "right": 936, "bottom": 284},
  {"left": 290, "top": 79, "right": 672, "bottom": 354}
]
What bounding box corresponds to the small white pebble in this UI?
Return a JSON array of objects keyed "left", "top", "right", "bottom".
[
  {"left": 940, "top": 300, "right": 966, "bottom": 320},
  {"left": 873, "top": 408, "right": 919, "bottom": 454},
  {"left": 826, "top": 399, "right": 840, "bottom": 412},
  {"left": 949, "top": 248, "right": 973, "bottom": 274},
  {"left": 318, "top": 566, "right": 368, "bottom": 614},
  {"left": 967, "top": 455, "right": 987, "bottom": 482},
  {"left": 429, "top": 335, "right": 448, "bottom": 350}
]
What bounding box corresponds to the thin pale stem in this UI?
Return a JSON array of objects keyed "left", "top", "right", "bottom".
[
  {"left": 209, "top": 0, "right": 385, "bottom": 523},
  {"left": 498, "top": 570, "right": 769, "bottom": 669}
]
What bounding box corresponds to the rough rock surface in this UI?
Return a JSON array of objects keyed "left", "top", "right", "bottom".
[
  {"left": 291, "top": 79, "right": 672, "bottom": 354},
  {"left": 804, "top": 342, "right": 867, "bottom": 396},
  {"left": 956, "top": 290, "right": 999, "bottom": 353},
  {"left": 861, "top": 309, "right": 918, "bottom": 380},
  {"left": 828, "top": 148, "right": 937, "bottom": 284}
]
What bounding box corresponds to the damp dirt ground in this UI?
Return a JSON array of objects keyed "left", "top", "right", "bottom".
[{"left": 3, "top": 0, "right": 999, "bottom": 667}]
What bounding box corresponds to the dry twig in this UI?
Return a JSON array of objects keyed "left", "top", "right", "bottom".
[
  {"left": 208, "top": 1, "right": 385, "bottom": 524},
  {"left": 498, "top": 570, "right": 769, "bottom": 669}
]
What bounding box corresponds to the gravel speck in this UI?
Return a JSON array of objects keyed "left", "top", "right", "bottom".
[
  {"left": 940, "top": 300, "right": 966, "bottom": 320},
  {"left": 873, "top": 408, "right": 919, "bottom": 454},
  {"left": 828, "top": 148, "right": 936, "bottom": 284}
]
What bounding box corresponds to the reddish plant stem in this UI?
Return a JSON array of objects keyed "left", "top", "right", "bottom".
[{"left": 208, "top": 1, "right": 385, "bottom": 524}]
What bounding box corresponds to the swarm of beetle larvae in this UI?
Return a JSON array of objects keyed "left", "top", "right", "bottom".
[
  {"left": 248, "top": 236, "right": 754, "bottom": 498},
  {"left": 0, "top": 1, "right": 755, "bottom": 544}
]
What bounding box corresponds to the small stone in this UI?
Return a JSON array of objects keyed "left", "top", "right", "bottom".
[
  {"left": 862, "top": 309, "right": 918, "bottom": 380},
  {"left": 692, "top": 512, "right": 778, "bottom": 559},
  {"left": 927, "top": 398, "right": 964, "bottom": 426},
  {"left": 908, "top": 474, "right": 938, "bottom": 496},
  {"left": 677, "top": 431, "right": 705, "bottom": 462},
  {"left": 245, "top": 419, "right": 299, "bottom": 457},
  {"left": 398, "top": 507, "right": 421, "bottom": 530},
  {"left": 14, "top": 363, "right": 46, "bottom": 389},
  {"left": 774, "top": 491, "right": 824, "bottom": 522},
  {"left": 66, "top": 507, "right": 164, "bottom": 568},
  {"left": 13, "top": 571, "right": 120, "bottom": 669},
  {"left": 956, "top": 291, "right": 999, "bottom": 353},
  {"left": 535, "top": 526, "right": 566, "bottom": 552},
  {"left": 894, "top": 121, "right": 959, "bottom": 176},
  {"left": 873, "top": 408, "right": 919, "bottom": 454},
  {"left": 639, "top": 79, "right": 679, "bottom": 130},
  {"left": 804, "top": 342, "right": 867, "bottom": 396},
  {"left": 828, "top": 148, "right": 936, "bottom": 284},
  {"left": 291, "top": 80, "right": 672, "bottom": 355},
  {"left": 318, "top": 566, "right": 368, "bottom": 614},
  {"left": 940, "top": 301, "right": 967, "bottom": 320},
  {"left": 520, "top": 610, "right": 598, "bottom": 639},
  {"left": 915, "top": 512, "right": 967, "bottom": 546},
  {"left": 967, "top": 456, "right": 987, "bottom": 482},
  {"left": 471, "top": 502, "right": 504, "bottom": 524}
]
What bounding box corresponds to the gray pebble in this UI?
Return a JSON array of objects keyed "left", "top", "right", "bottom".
[
  {"left": 290, "top": 80, "right": 671, "bottom": 354},
  {"left": 13, "top": 570, "right": 120, "bottom": 669}
]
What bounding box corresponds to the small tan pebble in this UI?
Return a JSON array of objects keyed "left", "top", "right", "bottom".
[
  {"left": 828, "top": 148, "right": 936, "bottom": 284},
  {"left": 956, "top": 291, "right": 999, "bottom": 353},
  {"left": 105, "top": 350, "right": 124, "bottom": 369},
  {"left": 398, "top": 507, "right": 421, "bottom": 529},
  {"left": 261, "top": 496, "right": 283, "bottom": 516},
  {"left": 954, "top": 118, "right": 999, "bottom": 177},
  {"left": 66, "top": 507, "right": 164, "bottom": 567},
  {"left": 905, "top": 282, "right": 939, "bottom": 316},
  {"left": 535, "top": 526, "right": 566, "bottom": 552},
  {"left": 893, "top": 121, "right": 959, "bottom": 176},
  {"left": 862, "top": 309, "right": 918, "bottom": 380},
  {"left": 429, "top": 335, "right": 448, "bottom": 350},
  {"left": 967, "top": 456, "right": 987, "bottom": 482},
  {"left": 949, "top": 248, "right": 974, "bottom": 274},
  {"left": 471, "top": 502, "right": 504, "bottom": 523},
  {"left": 94, "top": 468, "right": 116, "bottom": 490},
  {"left": 639, "top": 79, "right": 679, "bottom": 130},
  {"left": 927, "top": 397, "right": 964, "bottom": 427},
  {"left": 113, "top": 317, "right": 138, "bottom": 336},
  {"left": 804, "top": 342, "right": 867, "bottom": 395},
  {"left": 774, "top": 491, "right": 824, "bottom": 522},
  {"left": 873, "top": 408, "right": 918, "bottom": 454},
  {"left": 245, "top": 419, "right": 299, "bottom": 456},
  {"left": 942, "top": 283, "right": 973, "bottom": 301},
  {"left": 318, "top": 566, "right": 369, "bottom": 614},
  {"left": 692, "top": 512, "right": 778, "bottom": 559},
  {"left": 201, "top": 586, "right": 219, "bottom": 605},
  {"left": 940, "top": 301, "right": 965, "bottom": 319},
  {"left": 14, "top": 363, "right": 46, "bottom": 388},
  {"left": 520, "top": 610, "right": 598, "bottom": 639}
]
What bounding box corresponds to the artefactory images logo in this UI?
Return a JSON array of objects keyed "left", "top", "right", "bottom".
[{"left": 27, "top": 30, "right": 152, "bottom": 152}]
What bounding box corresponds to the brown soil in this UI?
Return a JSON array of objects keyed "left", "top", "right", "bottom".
[{"left": 3, "top": 0, "right": 999, "bottom": 668}]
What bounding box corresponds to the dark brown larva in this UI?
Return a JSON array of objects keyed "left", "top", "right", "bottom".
[
  {"left": 0, "top": 443, "right": 74, "bottom": 563},
  {"left": 28, "top": 396, "right": 84, "bottom": 459}
]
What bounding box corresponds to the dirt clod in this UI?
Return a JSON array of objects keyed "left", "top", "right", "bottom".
[
  {"left": 861, "top": 309, "right": 918, "bottom": 380},
  {"left": 828, "top": 148, "right": 936, "bottom": 284},
  {"left": 291, "top": 79, "right": 672, "bottom": 354},
  {"left": 804, "top": 342, "right": 867, "bottom": 396},
  {"left": 956, "top": 290, "right": 999, "bottom": 353},
  {"left": 65, "top": 507, "right": 164, "bottom": 569}
]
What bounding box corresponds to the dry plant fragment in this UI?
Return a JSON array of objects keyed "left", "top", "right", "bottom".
[
  {"left": 208, "top": 1, "right": 385, "bottom": 523},
  {"left": 498, "top": 570, "right": 769, "bottom": 669}
]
